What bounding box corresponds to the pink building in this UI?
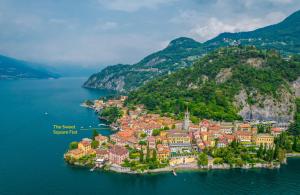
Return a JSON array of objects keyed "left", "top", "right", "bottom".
[{"left": 109, "top": 145, "right": 129, "bottom": 165}]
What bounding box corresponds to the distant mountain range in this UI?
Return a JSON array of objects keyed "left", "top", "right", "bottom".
[
  {"left": 84, "top": 10, "right": 300, "bottom": 92},
  {"left": 0, "top": 55, "right": 58, "bottom": 80}
]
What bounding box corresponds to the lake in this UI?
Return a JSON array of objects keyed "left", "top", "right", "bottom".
[{"left": 1, "top": 78, "right": 300, "bottom": 195}]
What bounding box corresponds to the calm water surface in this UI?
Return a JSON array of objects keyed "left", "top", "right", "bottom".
[{"left": 0, "top": 78, "right": 300, "bottom": 195}]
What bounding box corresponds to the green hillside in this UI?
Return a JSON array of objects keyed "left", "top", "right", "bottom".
[
  {"left": 126, "top": 47, "right": 300, "bottom": 122},
  {"left": 84, "top": 10, "right": 300, "bottom": 93}
]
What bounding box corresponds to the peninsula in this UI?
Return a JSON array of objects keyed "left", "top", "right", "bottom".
[{"left": 64, "top": 95, "right": 300, "bottom": 174}]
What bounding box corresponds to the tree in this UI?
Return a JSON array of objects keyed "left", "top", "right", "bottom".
[
  {"left": 198, "top": 153, "right": 208, "bottom": 166},
  {"left": 69, "top": 141, "right": 78, "bottom": 150},
  {"left": 152, "top": 149, "right": 157, "bottom": 162},
  {"left": 146, "top": 145, "right": 150, "bottom": 162},
  {"left": 139, "top": 140, "right": 147, "bottom": 146},
  {"left": 91, "top": 140, "right": 99, "bottom": 149},
  {"left": 266, "top": 148, "right": 274, "bottom": 162},
  {"left": 292, "top": 136, "right": 297, "bottom": 151},
  {"left": 85, "top": 100, "right": 94, "bottom": 106},
  {"left": 278, "top": 148, "right": 286, "bottom": 163},
  {"left": 140, "top": 133, "right": 147, "bottom": 139},
  {"left": 274, "top": 144, "right": 279, "bottom": 160},
  {"left": 257, "top": 144, "right": 263, "bottom": 159},
  {"left": 139, "top": 150, "right": 144, "bottom": 163},
  {"left": 213, "top": 157, "right": 224, "bottom": 165},
  {"left": 92, "top": 129, "right": 99, "bottom": 140},
  {"left": 152, "top": 129, "right": 161, "bottom": 136}
]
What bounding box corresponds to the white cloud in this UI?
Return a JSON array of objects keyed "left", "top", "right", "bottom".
[
  {"left": 98, "top": 0, "right": 177, "bottom": 12},
  {"left": 172, "top": 10, "right": 286, "bottom": 42},
  {"left": 94, "top": 21, "right": 118, "bottom": 31},
  {"left": 267, "top": 0, "right": 294, "bottom": 4}
]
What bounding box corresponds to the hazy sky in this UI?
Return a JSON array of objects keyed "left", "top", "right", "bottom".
[{"left": 0, "top": 0, "right": 300, "bottom": 67}]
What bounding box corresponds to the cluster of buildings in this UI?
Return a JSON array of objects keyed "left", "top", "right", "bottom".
[
  {"left": 65, "top": 135, "right": 129, "bottom": 166},
  {"left": 68, "top": 96, "right": 287, "bottom": 168}
]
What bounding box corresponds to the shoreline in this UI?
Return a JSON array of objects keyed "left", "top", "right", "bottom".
[
  {"left": 67, "top": 155, "right": 300, "bottom": 175},
  {"left": 67, "top": 161, "right": 282, "bottom": 175},
  {"left": 107, "top": 163, "right": 281, "bottom": 174}
]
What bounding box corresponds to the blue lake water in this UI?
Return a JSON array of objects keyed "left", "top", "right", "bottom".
[{"left": 1, "top": 77, "right": 300, "bottom": 195}]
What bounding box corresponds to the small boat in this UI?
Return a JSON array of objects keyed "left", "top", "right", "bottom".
[
  {"left": 89, "top": 125, "right": 92, "bottom": 128},
  {"left": 44, "top": 112, "right": 48, "bottom": 115},
  {"left": 173, "top": 169, "right": 177, "bottom": 176}
]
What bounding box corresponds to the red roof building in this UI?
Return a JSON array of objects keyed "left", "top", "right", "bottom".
[{"left": 109, "top": 145, "right": 129, "bottom": 165}]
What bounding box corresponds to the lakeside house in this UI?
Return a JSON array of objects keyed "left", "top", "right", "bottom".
[
  {"left": 157, "top": 144, "right": 170, "bottom": 162},
  {"left": 95, "top": 149, "right": 109, "bottom": 160},
  {"left": 253, "top": 134, "right": 274, "bottom": 147},
  {"left": 66, "top": 149, "right": 84, "bottom": 160},
  {"left": 109, "top": 145, "right": 129, "bottom": 165}
]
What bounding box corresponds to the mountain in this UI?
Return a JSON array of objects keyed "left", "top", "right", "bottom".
[
  {"left": 84, "top": 10, "right": 300, "bottom": 92},
  {"left": 83, "top": 37, "right": 204, "bottom": 92},
  {"left": 126, "top": 46, "right": 300, "bottom": 122},
  {"left": 0, "top": 55, "right": 58, "bottom": 79},
  {"left": 204, "top": 10, "right": 300, "bottom": 54}
]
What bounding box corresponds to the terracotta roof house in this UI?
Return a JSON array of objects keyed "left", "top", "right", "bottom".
[{"left": 109, "top": 145, "right": 129, "bottom": 165}]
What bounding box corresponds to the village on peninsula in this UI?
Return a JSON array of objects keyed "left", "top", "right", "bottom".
[{"left": 64, "top": 95, "right": 297, "bottom": 174}]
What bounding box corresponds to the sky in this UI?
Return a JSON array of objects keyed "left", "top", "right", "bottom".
[{"left": 0, "top": 0, "right": 300, "bottom": 68}]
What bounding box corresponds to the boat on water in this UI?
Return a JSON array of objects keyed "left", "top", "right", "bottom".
[
  {"left": 44, "top": 112, "right": 48, "bottom": 115},
  {"left": 173, "top": 169, "right": 177, "bottom": 176}
]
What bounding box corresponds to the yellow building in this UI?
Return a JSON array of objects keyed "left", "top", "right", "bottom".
[
  {"left": 253, "top": 134, "right": 274, "bottom": 147},
  {"left": 66, "top": 149, "right": 84, "bottom": 160},
  {"left": 78, "top": 140, "right": 92, "bottom": 154},
  {"left": 169, "top": 156, "right": 196, "bottom": 166},
  {"left": 167, "top": 130, "right": 191, "bottom": 144},
  {"left": 157, "top": 144, "right": 170, "bottom": 162}
]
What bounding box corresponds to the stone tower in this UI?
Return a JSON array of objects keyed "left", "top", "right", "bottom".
[{"left": 182, "top": 108, "right": 190, "bottom": 131}]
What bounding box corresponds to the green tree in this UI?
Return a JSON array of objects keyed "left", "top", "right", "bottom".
[
  {"left": 139, "top": 150, "right": 144, "bottom": 163},
  {"left": 139, "top": 140, "right": 147, "bottom": 146},
  {"left": 198, "top": 153, "right": 208, "bottom": 166},
  {"left": 91, "top": 140, "right": 99, "bottom": 149},
  {"left": 140, "top": 133, "right": 147, "bottom": 139},
  {"left": 152, "top": 149, "right": 157, "bottom": 162},
  {"left": 274, "top": 144, "right": 279, "bottom": 160},
  {"left": 69, "top": 141, "right": 78, "bottom": 150},
  {"left": 85, "top": 100, "right": 94, "bottom": 106},
  {"left": 152, "top": 129, "right": 161, "bottom": 136},
  {"left": 92, "top": 129, "right": 99, "bottom": 140},
  {"left": 257, "top": 144, "right": 263, "bottom": 159},
  {"left": 146, "top": 145, "right": 150, "bottom": 162},
  {"left": 278, "top": 148, "right": 286, "bottom": 163}
]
